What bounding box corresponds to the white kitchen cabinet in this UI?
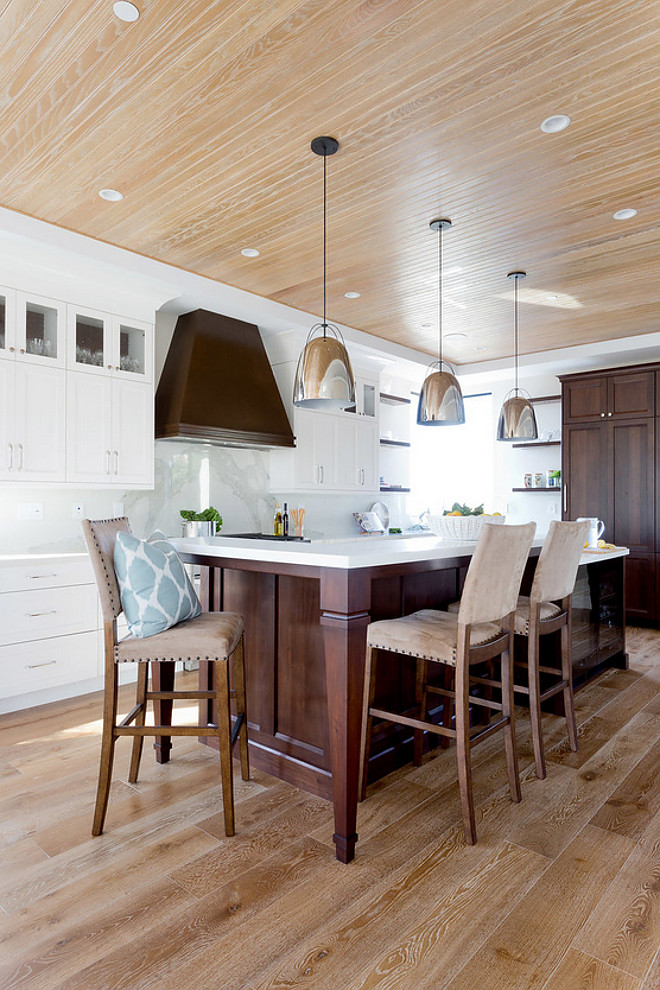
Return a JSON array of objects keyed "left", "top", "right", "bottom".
[
  {"left": 0, "top": 362, "right": 66, "bottom": 482},
  {"left": 0, "top": 285, "right": 17, "bottom": 359},
  {"left": 0, "top": 554, "right": 104, "bottom": 714},
  {"left": 66, "top": 370, "right": 153, "bottom": 487},
  {"left": 0, "top": 289, "right": 66, "bottom": 368},
  {"left": 292, "top": 408, "right": 337, "bottom": 489},
  {"left": 68, "top": 305, "right": 153, "bottom": 383}
]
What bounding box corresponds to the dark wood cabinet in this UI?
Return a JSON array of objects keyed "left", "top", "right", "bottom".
[{"left": 561, "top": 362, "right": 659, "bottom": 623}]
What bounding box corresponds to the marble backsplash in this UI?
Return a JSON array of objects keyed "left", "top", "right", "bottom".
[{"left": 0, "top": 441, "right": 411, "bottom": 555}]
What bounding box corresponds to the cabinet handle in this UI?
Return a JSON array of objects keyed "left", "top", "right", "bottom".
[
  {"left": 563, "top": 484, "right": 567, "bottom": 513},
  {"left": 25, "top": 609, "right": 57, "bottom": 617},
  {"left": 105, "top": 450, "right": 111, "bottom": 474},
  {"left": 7, "top": 441, "right": 13, "bottom": 470},
  {"left": 319, "top": 465, "right": 324, "bottom": 484},
  {"left": 26, "top": 573, "right": 58, "bottom": 580},
  {"left": 113, "top": 450, "right": 119, "bottom": 475},
  {"left": 17, "top": 443, "right": 24, "bottom": 470},
  {"left": 26, "top": 660, "right": 56, "bottom": 670}
]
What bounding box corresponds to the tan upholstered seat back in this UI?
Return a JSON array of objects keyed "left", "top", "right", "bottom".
[
  {"left": 529, "top": 519, "right": 590, "bottom": 604},
  {"left": 82, "top": 517, "right": 132, "bottom": 623},
  {"left": 458, "top": 521, "right": 536, "bottom": 626}
]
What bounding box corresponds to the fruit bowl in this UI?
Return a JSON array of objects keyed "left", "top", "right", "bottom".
[{"left": 426, "top": 514, "right": 505, "bottom": 541}]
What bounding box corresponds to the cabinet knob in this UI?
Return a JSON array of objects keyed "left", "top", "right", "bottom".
[
  {"left": 19, "top": 348, "right": 25, "bottom": 354},
  {"left": 107, "top": 364, "right": 113, "bottom": 370},
  {"left": 607, "top": 411, "right": 613, "bottom": 417},
  {"left": 600, "top": 412, "right": 605, "bottom": 418},
  {"left": 8, "top": 346, "right": 14, "bottom": 352}
]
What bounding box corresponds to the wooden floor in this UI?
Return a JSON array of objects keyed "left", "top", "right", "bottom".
[{"left": 2, "top": 629, "right": 660, "bottom": 989}]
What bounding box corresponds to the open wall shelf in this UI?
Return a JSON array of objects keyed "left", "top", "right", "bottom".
[{"left": 512, "top": 440, "right": 561, "bottom": 449}]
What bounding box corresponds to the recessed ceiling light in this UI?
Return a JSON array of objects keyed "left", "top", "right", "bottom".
[
  {"left": 344, "top": 291, "right": 361, "bottom": 299},
  {"left": 241, "top": 247, "right": 260, "bottom": 258},
  {"left": 613, "top": 208, "right": 638, "bottom": 221},
  {"left": 540, "top": 114, "right": 571, "bottom": 134},
  {"left": 546, "top": 294, "right": 559, "bottom": 301},
  {"left": 444, "top": 332, "right": 467, "bottom": 340},
  {"left": 113, "top": 2, "right": 140, "bottom": 21},
  {"left": 98, "top": 188, "right": 123, "bottom": 202}
]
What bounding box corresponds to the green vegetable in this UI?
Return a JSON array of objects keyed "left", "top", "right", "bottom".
[
  {"left": 442, "top": 502, "right": 484, "bottom": 517},
  {"left": 180, "top": 507, "right": 223, "bottom": 527}
]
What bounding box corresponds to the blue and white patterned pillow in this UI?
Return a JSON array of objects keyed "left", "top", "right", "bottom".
[{"left": 114, "top": 532, "right": 201, "bottom": 638}]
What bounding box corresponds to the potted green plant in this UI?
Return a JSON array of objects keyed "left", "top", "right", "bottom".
[{"left": 180, "top": 507, "right": 223, "bottom": 538}]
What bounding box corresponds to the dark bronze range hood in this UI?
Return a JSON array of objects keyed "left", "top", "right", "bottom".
[{"left": 155, "top": 309, "right": 294, "bottom": 450}]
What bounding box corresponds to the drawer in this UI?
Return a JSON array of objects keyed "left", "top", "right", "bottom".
[
  {"left": 0, "top": 630, "right": 100, "bottom": 697},
  {"left": 0, "top": 555, "right": 93, "bottom": 594},
  {"left": 0, "top": 584, "right": 99, "bottom": 646}
]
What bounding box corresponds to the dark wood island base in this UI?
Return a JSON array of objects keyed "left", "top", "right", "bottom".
[{"left": 176, "top": 540, "right": 627, "bottom": 863}]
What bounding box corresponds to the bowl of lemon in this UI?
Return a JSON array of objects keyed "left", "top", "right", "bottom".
[{"left": 426, "top": 503, "right": 505, "bottom": 541}]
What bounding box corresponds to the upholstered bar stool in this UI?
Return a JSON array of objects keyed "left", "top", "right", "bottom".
[
  {"left": 511, "top": 518, "right": 589, "bottom": 779},
  {"left": 82, "top": 517, "right": 249, "bottom": 838},
  {"left": 359, "top": 521, "right": 535, "bottom": 845}
]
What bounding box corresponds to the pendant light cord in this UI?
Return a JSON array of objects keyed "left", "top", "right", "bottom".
[
  {"left": 438, "top": 223, "right": 443, "bottom": 367},
  {"left": 514, "top": 274, "right": 519, "bottom": 393},
  {"left": 323, "top": 151, "right": 327, "bottom": 337}
]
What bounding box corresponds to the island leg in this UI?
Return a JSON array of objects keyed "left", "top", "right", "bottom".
[{"left": 320, "top": 570, "right": 371, "bottom": 864}]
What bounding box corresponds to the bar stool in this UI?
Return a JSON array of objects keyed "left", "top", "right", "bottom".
[
  {"left": 359, "top": 521, "right": 535, "bottom": 844},
  {"left": 82, "top": 517, "right": 249, "bottom": 837},
  {"left": 511, "top": 518, "right": 589, "bottom": 779}
]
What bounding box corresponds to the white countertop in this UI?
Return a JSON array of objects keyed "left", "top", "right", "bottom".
[{"left": 171, "top": 534, "right": 629, "bottom": 571}]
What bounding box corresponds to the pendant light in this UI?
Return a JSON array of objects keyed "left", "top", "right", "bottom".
[
  {"left": 416, "top": 219, "right": 465, "bottom": 426},
  {"left": 496, "top": 271, "right": 538, "bottom": 441},
  {"left": 292, "top": 136, "right": 356, "bottom": 410}
]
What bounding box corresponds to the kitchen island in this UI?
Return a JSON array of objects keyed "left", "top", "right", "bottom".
[{"left": 174, "top": 534, "right": 628, "bottom": 863}]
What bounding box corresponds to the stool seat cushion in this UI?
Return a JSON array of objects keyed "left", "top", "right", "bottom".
[
  {"left": 366, "top": 609, "right": 502, "bottom": 666},
  {"left": 513, "top": 596, "right": 563, "bottom": 636},
  {"left": 114, "top": 610, "right": 244, "bottom": 663}
]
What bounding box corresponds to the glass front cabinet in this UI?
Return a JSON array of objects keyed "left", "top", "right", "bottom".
[
  {"left": 0, "top": 288, "right": 66, "bottom": 368},
  {"left": 68, "top": 307, "right": 153, "bottom": 382}
]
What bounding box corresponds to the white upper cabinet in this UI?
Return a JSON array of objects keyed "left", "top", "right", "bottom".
[
  {"left": 0, "top": 286, "right": 17, "bottom": 360},
  {"left": 0, "top": 363, "right": 65, "bottom": 482},
  {"left": 68, "top": 306, "right": 153, "bottom": 382},
  {"left": 112, "top": 379, "right": 154, "bottom": 487},
  {"left": 0, "top": 287, "right": 66, "bottom": 368}
]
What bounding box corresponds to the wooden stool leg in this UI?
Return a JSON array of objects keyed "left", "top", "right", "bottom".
[
  {"left": 527, "top": 616, "right": 546, "bottom": 780},
  {"left": 233, "top": 637, "right": 250, "bottom": 781},
  {"left": 128, "top": 662, "right": 148, "bottom": 784},
  {"left": 359, "top": 646, "right": 377, "bottom": 801},
  {"left": 455, "top": 640, "right": 476, "bottom": 844},
  {"left": 413, "top": 658, "right": 428, "bottom": 766},
  {"left": 93, "top": 656, "right": 119, "bottom": 836},
  {"left": 501, "top": 628, "right": 522, "bottom": 803},
  {"left": 214, "top": 659, "right": 235, "bottom": 837},
  {"left": 440, "top": 664, "right": 452, "bottom": 748},
  {"left": 561, "top": 617, "right": 578, "bottom": 752}
]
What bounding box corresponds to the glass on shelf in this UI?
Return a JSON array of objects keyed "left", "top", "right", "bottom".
[
  {"left": 26, "top": 302, "right": 58, "bottom": 359},
  {"left": 118, "top": 324, "right": 145, "bottom": 375},
  {"left": 75, "top": 315, "right": 104, "bottom": 367}
]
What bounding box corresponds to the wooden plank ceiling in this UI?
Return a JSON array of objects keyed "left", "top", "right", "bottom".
[{"left": 0, "top": 0, "right": 658, "bottom": 364}]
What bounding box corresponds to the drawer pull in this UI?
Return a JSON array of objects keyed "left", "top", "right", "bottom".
[
  {"left": 25, "top": 660, "right": 57, "bottom": 670},
  {"left": 25, "top": 609, "right": 57, "bottom": 617},
  {"left": 26, "top": 573, "right": 58, "bottom": 580}
]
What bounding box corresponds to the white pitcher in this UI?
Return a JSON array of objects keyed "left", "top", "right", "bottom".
[{"left": 577, "top": 516, "right": 605, "bottom": 548}]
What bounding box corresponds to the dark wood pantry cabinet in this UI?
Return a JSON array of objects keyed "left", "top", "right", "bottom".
[{"left": 560, "top": 365, "right": 658, "bottom": 623}]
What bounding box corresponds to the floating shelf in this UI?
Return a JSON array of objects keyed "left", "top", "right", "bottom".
[
  {"left": 512, "top": 487, "right": 561, "bottom": 493},
  {"left": 380, "top": 392, "right": 411, "bottom": 406},
  {"left": 529, "top": 394, "right": 561, "bottom": 404},
  {"left": 380, "top": 485, "right": 411, "bottom": 493},
  {"left": 512, "top": 440, "right": 561, "bottom": 449},
  {"left": 379, "top": 438, "right": 411, "bottom": 448}
]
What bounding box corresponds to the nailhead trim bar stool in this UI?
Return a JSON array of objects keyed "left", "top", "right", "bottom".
[
  {"left": 359, "top": 521, "right": 535, "bottom": 845},
  {"left": 82, "top": 517, "right": 249, "bottom": 837},
  {"left": 511, "top": 519, "right": 589, "bottom": 779}
]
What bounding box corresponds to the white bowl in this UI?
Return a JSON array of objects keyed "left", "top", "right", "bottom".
[{"left": 426, "top": 514, "right": 505, "bottom": 541}]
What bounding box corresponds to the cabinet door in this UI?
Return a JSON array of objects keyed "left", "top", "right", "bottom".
[
  {"left": 335, "top": 415, "right": 358, "bottom": 490},
  {"left": 314, "top": 413, "right": 337, "bottom": 488},
  {"left": 562, "top": 423, "right": 608, "bottom": 523},
  {"left": 68, "top": 305, "right": 110, "bottom": 375},
  {"left": 609, "top": 417, "right": 654, "bottom": 552},
  {"left": 16, "top": 292, "right": 66, "bottom": 369},
  {"left": 66, "top": 371, "right": 113, "bottom": 483},
  {"left": 14, "top": 364, "right": 66, "bottom": 481},
  {"left": 111, "top": 317, "right": 153, "bottom": 383},
  {"left": 0, "top": 286, "right": 17, "bottom": 360},
  {"left": 607, "top": 372, "right": 654, "bottom": 419},
  {"left": 0, "top": 361, "right": 15, "bottom": 477},
  {"left": 626, "top": 553, "right": 655, "bottom": 622},
  {"left": 562, "top": 377, "right": 607, "bottom": 424},
  {"left": 112, "top": 379, "right": 154, "bottom": 487},
  {"left": 356, "top": 419, "right": 378, "bottom": 490},
  {"left": 292, "top": 410, "right": 319, "bottom": 488}
]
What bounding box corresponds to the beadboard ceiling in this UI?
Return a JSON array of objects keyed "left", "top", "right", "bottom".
[{"left": 1, "top": 0, "right": 658, "bottom": 365}]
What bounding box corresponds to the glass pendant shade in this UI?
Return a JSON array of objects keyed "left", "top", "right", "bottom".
[
  {"left": 417, "top": 360, "right": 465, "bottom": 425},
  {"left": 496, "top": 388, "right": 538, "bottom": 440},
  {"left": 293, "top": 323, "right": 356, "bottom": 410}
]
